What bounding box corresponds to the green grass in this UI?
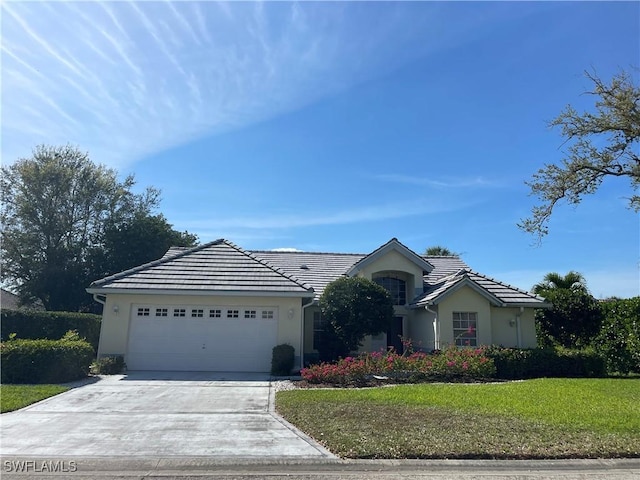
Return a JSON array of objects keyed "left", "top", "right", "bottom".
[
  {"left": 276, "top": 379, "right": 640, "bottom": 459},
  {"left": 0, "top": 384, "right": 69, "bottom": 413}
]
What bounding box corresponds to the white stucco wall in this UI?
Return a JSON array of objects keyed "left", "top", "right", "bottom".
[
  {"left": 436, "top": 286, "right": 492, "bottom": 346},
  {"left": 491, "top": 306, "right": 537, "bottom": 348}
]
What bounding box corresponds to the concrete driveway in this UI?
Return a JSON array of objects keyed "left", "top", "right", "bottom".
[{"left": 0, "top": 372, "right": 334, "bottom": 458}]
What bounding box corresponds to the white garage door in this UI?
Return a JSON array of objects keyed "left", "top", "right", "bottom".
[{"left": 127, "top": 305, "right": 279, "bottom": 372}]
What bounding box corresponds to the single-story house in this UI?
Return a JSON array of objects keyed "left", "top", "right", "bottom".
[{"left": 87, "top": 238, "right": 549, "bottom": 372}]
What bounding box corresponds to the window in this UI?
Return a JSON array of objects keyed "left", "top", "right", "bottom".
[
  {"left": 453, "top": 312, "right": 477, "bottom": 346},
  {"left": 209, "top": 309, "right": 221, "bottom": 318},
  {"left": 373, "top": 276, "right": 407, "bottom": 305},
  {"left": 173, "top": 308, "right": 186, "bottom": 317},
  {"left": 227, "top": 309, "right": 239, "bottom": 318},
  {"left": 313, "top": 311, "right": 326, "bottom": 350},
  {"left": 137, "top": 307, "right": 150, "bottom": 316},
  {"left": 244, "top": 310, "right": 256, "bottom": 319},
  {"left": 155, "top": 308, "right": 168, "bottom": 317},
  {"left": 191, "top": 309, "right": 204, "bottom": 317},
  {"left": 261, "top": 310, "right": 274, "bottom": 319}
]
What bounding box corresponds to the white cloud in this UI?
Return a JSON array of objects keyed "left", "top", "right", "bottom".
[
  {"left": 373, "top": 174, "right": 505, "bottom": 189},
  {"left": 270, "top": 247, "right": 304, "bottom": 253},
  {"left": 181, "top": 198, "right": 473, "bottom": 232},
  {"left": 1, "top": 1, "right": 544, "bottom": 169}
]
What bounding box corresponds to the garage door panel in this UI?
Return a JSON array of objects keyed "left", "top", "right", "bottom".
[{"left": 127, "top": 305, "right": 279, "bottom": 372}]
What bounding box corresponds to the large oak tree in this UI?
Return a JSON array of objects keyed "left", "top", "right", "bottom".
[
  {"left": 519, "top": 69, "right": 640, "bottom": 239},
  {"left": 1, "top": 144, "right": 197, "bottom": 312}
]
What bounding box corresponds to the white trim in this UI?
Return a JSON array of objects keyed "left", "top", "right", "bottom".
[{"left": 86, "top": 288, "right": 314, "bottom": 298}]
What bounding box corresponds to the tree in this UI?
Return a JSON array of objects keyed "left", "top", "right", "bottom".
[
  {"left": 532, "top": 271, "right": 587, "bottom": 295},
  {"left": 317, "top": 276, "right": 395, "bottom": 362},
  {"left": 424, "top": 245, "right": 458, "bottom": 256},
  {"left": 532, "top": 271, "right": 602, "bottom": 349},
  {"left": 519, "top": 68, "right": 640, "bottom": 239},
  {"left": 89, "top": 213, "right": 198, "bottom": 280},
  {"left": 0, "top": 145, "right": 193, "bottom": 312}
]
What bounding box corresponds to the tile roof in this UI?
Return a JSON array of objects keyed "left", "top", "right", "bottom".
[
  {"left": 88, "top": 238, "right": 547, "bottom": 308},
  {"left": 251, "top": 251, "right": 364, "bottom": 300},
  {"left": 251, "top": 251, "right": 472, "bottom": 301},
  {"left": 88, "top": 240, "right": 314, "bottom": 296},
  {"left": 414, "top": 268, "right": 549, "bottom": 308}
]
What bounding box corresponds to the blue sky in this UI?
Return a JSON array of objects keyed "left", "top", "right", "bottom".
[{"left": 2, "top": 1, "right": 639, "bottom": 298}]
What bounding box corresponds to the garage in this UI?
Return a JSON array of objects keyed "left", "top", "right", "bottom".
[{"left": 126, "top": 305, "right": 279, "bottom": 372}]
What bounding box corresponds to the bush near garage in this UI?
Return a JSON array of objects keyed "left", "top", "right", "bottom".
[
  {"left": 485, "top": 346, "right": 606, "bottom": 379},
  {"left": 91, "top": 355, "right": 126, "bottom": 375},
  {"left": 1, "top": 331, "right": 94, "bottom": 384},
  {"left": 271, "top": 344, "right": 295, "bottom": 376},
  {"left": 0, "top": 309, "right": 101, "bottom": 351}
]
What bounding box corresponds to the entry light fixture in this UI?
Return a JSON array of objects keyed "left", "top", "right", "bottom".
[{"left": 113, "top": 305, "right": 119, "bottom": 314}]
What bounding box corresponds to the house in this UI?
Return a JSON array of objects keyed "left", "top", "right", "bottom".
[
  {"left": 0, "top": 288, "right": 45, "bottom": 311},
  {"left": 87, "top": 238, "right": 549, "bottom": 372}
]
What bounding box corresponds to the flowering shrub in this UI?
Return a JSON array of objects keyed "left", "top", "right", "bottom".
[{"left": 301, "top": 345, "right": 496, "bottom": 385}]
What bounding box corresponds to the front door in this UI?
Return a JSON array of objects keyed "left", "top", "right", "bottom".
[{"left": 387, "top": 316, "right": 404, "bottom": 354}]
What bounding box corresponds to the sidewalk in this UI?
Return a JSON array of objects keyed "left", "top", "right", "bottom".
[{"left": 2, "top": 456, "right": 639, "bottom": 479}]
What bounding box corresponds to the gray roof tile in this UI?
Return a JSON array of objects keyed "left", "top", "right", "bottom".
[
  {"left": 88, "top": 240, "right": 314, "bottom": 295},
  {"left": 415, "top": 268, "right": 548, "bottom": 307},
  {"left": 89, "top": 238, "right": 547, "bottom": 308}
]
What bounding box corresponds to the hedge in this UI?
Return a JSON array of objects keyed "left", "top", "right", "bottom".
[
  {"left": 486, "top": 346, "right": 606, "bottom": 379},
  {"left": 0, "top": 310, "right": 101, "bottom": 351},
  {"left": 1, "top": 336, "right": 94, "bottom": 384},
  {"left": 595, "top": 297, "right": 640, "bottom": 374}
]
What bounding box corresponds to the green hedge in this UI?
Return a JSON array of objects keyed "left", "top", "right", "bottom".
[
  {"left": 0, "top": 310, "right": 101, "bottom": 351},
  {"left": 486, "top": 346, "right": 606, "bottom": 379},
  {"left": 596, "top": 297, "right": 640, "bottom": 374},
  {"left": 1, "top": 337, "right": 94, "bottom": 384}
]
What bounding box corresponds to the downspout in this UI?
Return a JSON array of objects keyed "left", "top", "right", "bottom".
[
  {"left": 425, "top": 304, "right": 438, "bottom": 350},
  {"left": 516, "top": 306, "right": 524, "bottom": 348},
  {"left": 300, "top": 299, "right": 315, "bottom": 372},
  {"left": 92, "top": 294, "right": 106, "bottom": 306}
]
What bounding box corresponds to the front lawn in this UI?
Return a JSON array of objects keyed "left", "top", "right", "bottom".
[
  {"left": 0, "top": 384, "right": 69, "bottom": 413},
  {"left": 276, "top": 378, "right": 640, "bottom": 459}
]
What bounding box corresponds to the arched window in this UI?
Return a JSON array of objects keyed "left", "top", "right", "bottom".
[{"left": 374, "top": 276, "right": 406, "bottom": 305}]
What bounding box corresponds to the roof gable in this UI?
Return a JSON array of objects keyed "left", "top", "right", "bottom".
[
  {"left": 347, "top": 238, "right": 433, "bottom": 276},
  {"left": 87, "top": 239, "right": 314, "bottom": 296},
  {"left": 414, "top": 268, "right": 549, "bottom": 308}
]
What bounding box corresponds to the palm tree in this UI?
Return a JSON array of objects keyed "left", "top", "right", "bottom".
[
  {"left": 532, "top": 271, "right": 587, "bottom": 296},
  {"left": 425, "top": 245, "right": 458, "bottom": 256}
]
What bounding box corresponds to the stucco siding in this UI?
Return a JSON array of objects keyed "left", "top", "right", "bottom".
[
  {"left": 489, "top": 307, "right": 537, "bottom": 348},
  {"left": 406, "top": 308, "right": 436, "bottom": 351},
  {"left": 356, "top": 250, "right": 425, "bottom": 298},
  {"left": 98, "top": 293, "right": 303, "bottom": 362},
  {"left": 437, "top": 286, "right": 492, "bottom": 346}
]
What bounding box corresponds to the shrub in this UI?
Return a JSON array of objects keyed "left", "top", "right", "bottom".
[
  {"left": 271, "top": 344, "right": 295, "bottom": 376},
  {"left": 91, "top": 355, "right": 126, "bottom": 375},
  {"left": 0, "top": 310, "right": 101, "bottom": 351},
  {"left": 301, "top": 346, "right": 496, "bottom": 385},
  {"left": 1, "top": 334, "right": 94, "bottom": 384},
  {"left": 595, "top": 297, "right": 640, "bottom": 374},
  {"left": 486, "top": 346, "right": 606, "bottom": 379}
]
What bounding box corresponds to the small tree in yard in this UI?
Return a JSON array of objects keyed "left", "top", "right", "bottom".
[{"left": 317, "top": 276, "right": 395, "bottom": 362}]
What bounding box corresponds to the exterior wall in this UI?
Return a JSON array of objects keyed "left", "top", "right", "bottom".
[
  {"left": 97, "top": 293, "right": 304, "bottom": 365},
  {"left": 490, "top": 307, "right": 537, "bottom": 348},
  {"left": 405, "top": 307, "right": 436, "bottom": 351},
  {"left": 356, "top": 249, "right": 425, "bottom": 299},
  {"left": 436, "top": 286, "right": 492, "bottom": 346}
]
